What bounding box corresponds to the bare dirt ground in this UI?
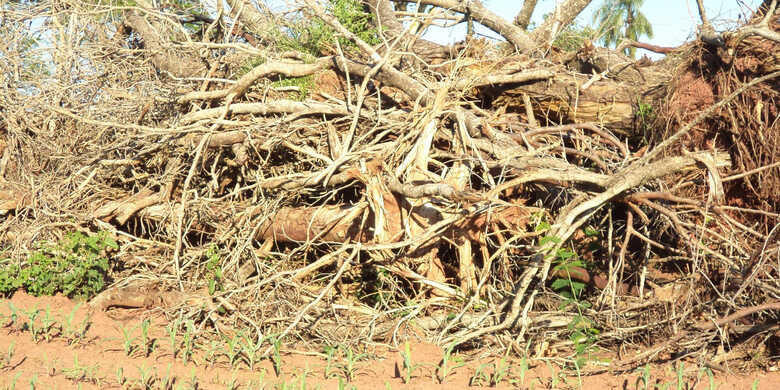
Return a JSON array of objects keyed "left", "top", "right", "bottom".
[{"left": 1, "top": 293, "right": 778, "bottom": 390}]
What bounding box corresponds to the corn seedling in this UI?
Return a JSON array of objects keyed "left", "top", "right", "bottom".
[
  {"left": 338, "top": 345, "right": 367, "bottom": 382},
  {"left": 119, "top": 323, "right": 138, "bottom": 357},
  {"left": 184, "top": 368, "right": 199, "bottom": 390},
  {"left": 166, "top": 319, "right": 179, "bottom": 358},
  {"left": 6, "top": 303, "right": 19, "bottom": 330},
  {"left": 63, "top": 354, "right": 98, "bottom": 382},
  {"left": 63, "top": 304, "right": 89, "bottom": 346},
  {"left": 24, "top": 307, "right": 40, "bottom": 342},
  {"left": 675, "top": 362, "right": 684, "bottom": 390},
  {"left": 139, "top": 318, "right": 156, "bottom": 357},
  {"left": 205, "top": 339, "right": 221, "bottom": 367},
  {"left": 635, "top": 364, "right": 652, "bottom": 390},
  {"left": 181, "top": 320, "right": 196, "bottom": 364},
  {"left": 469, "top": 363, "right": 491, "bottom": 387},
  {"left": 270, "top": 335, "right": 283, "bottom": 376},
  {"left": 490, "top": 357, "right": 511, "bottom": 386},
  {"left": 116, "top": 367, "right": 126, "bottom": 388},
  {"left": 1, "top": 342, "right": 14, "bottom": 369},
  {"left": 241, "top": 332, "right": 264, "bottom": 370},
  {"left": 138, "top": 363, "right": 156, "bottom": 390},
  {"left": 226, "top": 369, "right": 240, "bottom": 390},
  {"left": 27, "top": 375, "right": 36, "bottom": 390},
  {"left": 323, "top": 346, "right": 337, "bottom": 379},
  {"left": 436, "top": 343, "right": 465, "bottom": 384},
  {"left": 399, "top": 342, "right": 429, "bottom": 384},
  {"left": 519, "top": 354, "right": 529, "bottom": 386},
  {"left": 223, "top": 333, "right": 244, "bottom": 368},
  {"left": 160, "top": 363, "right": 174, "bottom": 390},
  {"left": 39, "top": 305, "right": 59, "bottom": 342}
]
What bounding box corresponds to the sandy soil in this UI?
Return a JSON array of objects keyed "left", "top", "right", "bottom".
[{"left": 1, "top": 292, "right": 778, "bottom": 389}]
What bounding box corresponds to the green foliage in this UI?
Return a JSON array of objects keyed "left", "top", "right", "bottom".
[
  {"left": 548, "top": 241, "right": 601, "bottom": 369},
  {"left": 0, "top": 231, "right": 116, "bottom": 300},
  {"left": 553, "top": 22, "right": 598, "bottom": 52},
  {"left": 271, "top": 75, "right": 314, "bottom": 101},
  {"left": 278, "top": 0, "right": 379, "bottom": 56},
  {"left": 205, "top": 245, "right": 223, "bottom": 295},
  {"left": 593, "top": 0, "right": 654, "bottom": 58}
]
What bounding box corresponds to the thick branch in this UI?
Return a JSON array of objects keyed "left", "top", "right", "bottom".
[
  {"left": 528, "top": 0, "right": 592, "bottom": 45},
  {"left": 514, "top": 0, "right": 538, "bottom": 30},
  {"left": 417, "top": 0, "right": 535, "bottom": 51}
]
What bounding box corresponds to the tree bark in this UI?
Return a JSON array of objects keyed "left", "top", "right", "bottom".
[
  {"left": 529, "top": 0, "right": 593, "bottom": 45},
  {"left": 514, "top": 0, "right": 538, "bottom": 30}
]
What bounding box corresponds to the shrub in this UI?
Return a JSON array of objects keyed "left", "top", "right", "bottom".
[{"left": 0, "top": 231, "right": 117, "bottom": 299}]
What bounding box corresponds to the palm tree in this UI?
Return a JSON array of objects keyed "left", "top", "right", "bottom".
[{"left": 592, "top": 0, "right": 653, "bottom": 58}]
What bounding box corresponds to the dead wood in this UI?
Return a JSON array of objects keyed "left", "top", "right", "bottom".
[{"left": 2, "top": 0, "right": 779, "bottom": 367}]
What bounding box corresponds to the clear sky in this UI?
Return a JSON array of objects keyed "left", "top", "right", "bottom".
[{"left": 423, "top": 0, "right": 763, "bottom": 57}]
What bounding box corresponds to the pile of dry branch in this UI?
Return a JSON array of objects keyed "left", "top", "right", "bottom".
[{"left": 1, "top": 0, "right": 779, "bottom": 371}]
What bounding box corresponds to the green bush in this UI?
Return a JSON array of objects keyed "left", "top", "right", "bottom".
[
  {"left": 0, "top": 231, "right": 117, "bottom": 300},
  {"left": 278, "top": 0, "right": 379, "bottom": 56}
]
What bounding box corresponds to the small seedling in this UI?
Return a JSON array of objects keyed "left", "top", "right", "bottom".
[
  {"left": 39, "top": 305, "right": 59, "bottom": 342},
  {"left": 1, "top": 342, "right": 14, "bottom": 369},
  {"left": 116, "top": 367, "right": 125, "bottom": 388},
  {"left": 181, "top": 320, "right": 196, "bottom": 364},
  {"left": 324, "top": 346, "right": 337, "bottom": 379},
  {"left": 119, "top": 323, "right": 138, "bottom": 357},
  {"left": 24, "top": 307, "right": 40, "bottom": 342},
  {"left": 490, "top": 357, "right": 511, "bottom": 386},
  {"left": 399, "top": 342, "right": 429, "bottom": 384},
  {"left": 159, "top": 363, "right": 174, "bottom": 390},
  {"left": 166, "top": 319, "right": 179, "bottom": 358},
  {"left": 241, "top": 332, "right": 264, "bottom": 370},
  {"left": 470, "top": 363, "right": 490, "bottom": 387},
  {"left": 205, "top": 339, "right": 221, "bottom": 367},
  {"left": 436, "top": 343, "right": 465, "bottom": 384},
  {"left": 338, "top": 345, "right": 367, "bottom": 382},
  {"left": 518, "top": 354, "right": 529, "bottom": 386},
  {"left": 138, "top": 363, "right": 156, "bottom": 390},
  {"left": 270, "top": 335, "right": 283, "bottom": 376},
  {"left": 7, "top": 302, "right": 19, "bottom": 329},
  {"left": 223, "top": 332, "right": 244, "bottom": 368},
  {"left": 139, "top": 319, "right": 157, "bottom": 357},
  {"left": 675, "top": 362, "right": 684, "bottom": 390}
]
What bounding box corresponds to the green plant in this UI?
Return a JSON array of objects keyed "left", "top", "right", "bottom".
[
  {"left": 241, "top": 332, "right": 264, "bottom": 370},
  {"left": 399, "top": 342, "right": 429, "bottom": 384},
  {"left": 0, "top": 231, "right": 116, "bottom": 299},
  {"left": 205, "top": 245, "right": 223, "bottom": 296},
  {"left": 469, "top": 363, "right": 490, "bottom": 387},
  {"left": 138, "top": 363, "right": 156, "bottom": 390},
  {"left": 271, "top": 75, "right": 314, "bottom": 101},
  {"left": 324, "top": 345, "right": 338, "bottom": 379},
  {"left": 166, "top": 319, "right": 179, "bottom": 358},
  {"left": 63, "top": 354, "right": 99, "bottom": 382},
  {"left": 116, "top": 367, "right": 126, "bottom": 388},
  {"left": 490, "top": 357, "right": 511, "bottom": 386},
  {"left": 548, "top": 243, "right": 601, "bottom": 369},
  {"left": 38, "top": 306, "right": 58, "bottom": 342},
  {"left": 271, "top": 335, "right": 284, "bottom": 376},
  {"left": 119, "top": 323, "right": 138, "bottom": 357},
  {"left": 436, "top": 343, "right": 465, "bottom": 384},
  {"left": 0, "top": 342, "right": 14, "bottom": 369},
  {"left": 181, "top": 320, "right": 196, "bottom": 364},
  {"left": 338, "top": 345, "right": 367, "bottom": 382},
  {"left": 223, "top": 332, "right": 244, "bottom": 368},
  {"left": 277, "top": 0, "right": 379, "bottom": 57},
  {"left": 24, "top": 307, "right": 40, "bottom": 342},
  {"left": 139, "top": 319, "right": 157, "bottom": 357}
]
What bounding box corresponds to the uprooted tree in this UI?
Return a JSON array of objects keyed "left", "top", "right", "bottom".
[{"left": 1, "top": 0, "right": 779, "bottom": 371}]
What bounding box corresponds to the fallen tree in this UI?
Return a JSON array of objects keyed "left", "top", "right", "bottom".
[{"left": 1, "top": 0, "right": 779, "bottom": 372}]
